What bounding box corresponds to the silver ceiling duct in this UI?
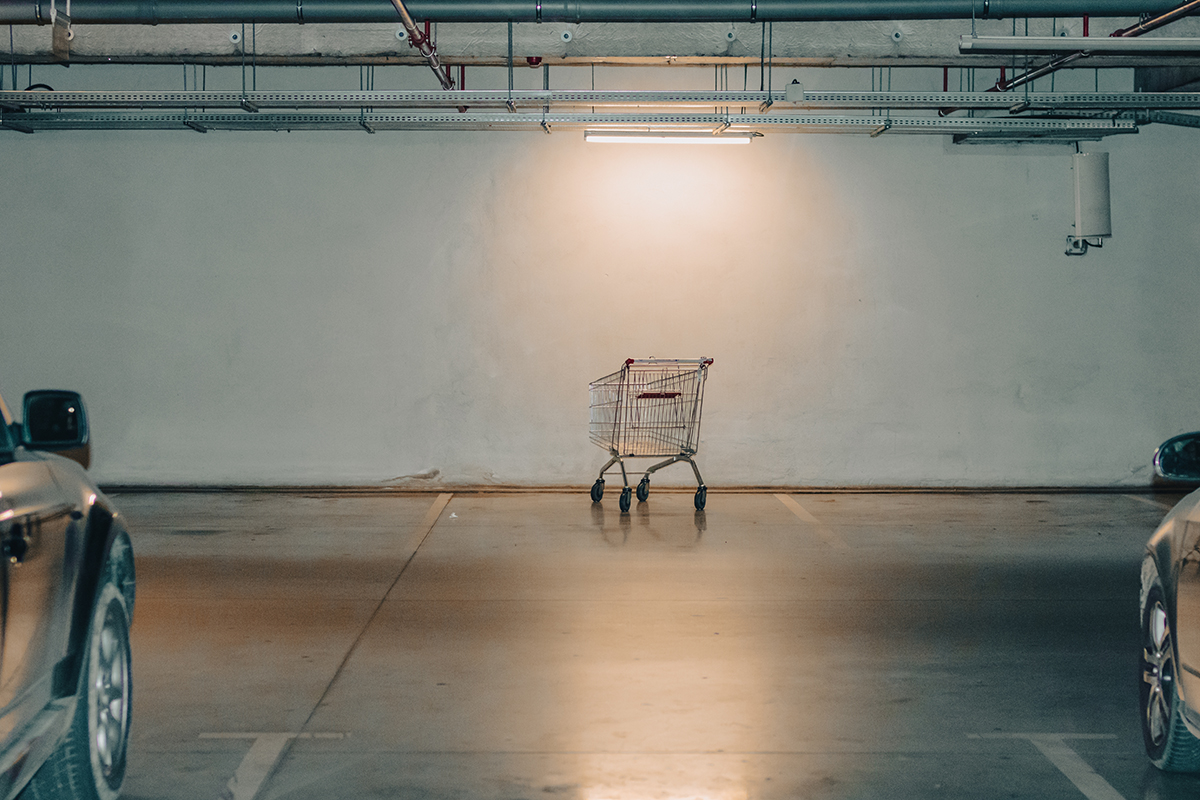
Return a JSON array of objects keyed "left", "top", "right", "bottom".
[{"left": 0, "top": 0, "right": 1186, "bottom": 24}]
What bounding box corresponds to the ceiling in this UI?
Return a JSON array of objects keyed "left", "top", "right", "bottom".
[{"left": 3, "top": 0, "right": 1200, "bottom": 138}]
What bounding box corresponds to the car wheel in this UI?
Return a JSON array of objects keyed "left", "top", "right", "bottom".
[
  {"left": 1141, "top": 557, "right": 1200, "bottom": 772},
  {"left": 23, "top": 579, "right": 132, "bottom": 800}
]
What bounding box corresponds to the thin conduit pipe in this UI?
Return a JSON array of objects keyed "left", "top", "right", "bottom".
[
  {"left": 1110, "top": 0, "right": 1200, "bottom": 36},
  {"left": 0, "top": 0, "right": 1187, "bottom": 24},
  {"left": 388, "top": 0, "right": 454, "bottom": 88},
  {"left": 988, "top": 0, "right": 1200, "bottom": 94}
]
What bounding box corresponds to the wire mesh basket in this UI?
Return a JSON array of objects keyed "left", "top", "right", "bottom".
[{"left": 588, "top": 358, "right": 712, "bottom": 511}]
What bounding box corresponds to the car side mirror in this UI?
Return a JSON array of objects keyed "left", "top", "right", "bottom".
[
  {"left": 22, "top": 390, "right": 91, "bottom": 469},
  {"left": 1154, "top": 432, "right": 1200, "bottom": 482}
]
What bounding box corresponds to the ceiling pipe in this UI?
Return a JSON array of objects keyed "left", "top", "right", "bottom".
[
  {"left": 389, "top": 0, "right": 455, "bottom": 88},
  {"left": 960, "top": 36, "right": 1200, "bottom": 53},
  {"left": 0, "top": 0, "right": 1186, "bottom": 24},
  {"left": 981, "top": 0, "right": 1200, "bottom": 94},
  {"left": 1111, "top": 0, "right": 1200, "bottom": 36}
]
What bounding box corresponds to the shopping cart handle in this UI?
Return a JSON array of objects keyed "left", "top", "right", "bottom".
[
  {"left": 638, "top": 392, "right": 682, "bottom": 399},
  {"left": 623, "top": 358, "right": 714, "bottom": 365}
]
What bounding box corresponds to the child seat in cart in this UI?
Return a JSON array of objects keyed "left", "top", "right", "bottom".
[{"left": 588, "top": 357, "right": 713, "bottom": 511}]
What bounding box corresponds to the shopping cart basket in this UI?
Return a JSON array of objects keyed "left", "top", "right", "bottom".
[{"left": 589, "top": 358, "right": 713, "bottom": 511}]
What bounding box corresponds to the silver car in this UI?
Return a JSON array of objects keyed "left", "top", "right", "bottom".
[{"left": 0, "top": 388, "right": 134, "bottom": 800}]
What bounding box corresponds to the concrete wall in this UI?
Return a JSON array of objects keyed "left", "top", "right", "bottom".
[{"left": 3, "top": 65, "right": 1198, "bottom": 487}]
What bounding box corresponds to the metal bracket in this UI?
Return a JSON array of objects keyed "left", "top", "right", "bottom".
[
  {"left": 1065, "top": 235, "right": 1103, "bottom": 256},
  {"left": 1, "top": 118, "right": 34, "bottom": 134}
]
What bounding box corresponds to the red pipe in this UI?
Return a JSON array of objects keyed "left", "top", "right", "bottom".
[
  {"left": 943, "top": 66, "right": 948, "bottom": 92},
  {"left": 1083, "top": 14, "right": 1089, "bottom": 36}
]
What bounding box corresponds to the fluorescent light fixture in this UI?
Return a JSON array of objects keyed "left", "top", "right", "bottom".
[
  {"left": 584, "top": 131, "right": 754, "bottom": 145},
  {"left": 959, "top": 35, "right": 1200, "bottom": 54}
]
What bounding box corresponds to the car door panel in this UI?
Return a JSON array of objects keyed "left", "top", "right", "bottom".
[
  {"left": 0, "top": 457, "right": 74, "bottom": 745},
  {"left": 1175, "top": 519, "right": 1200, "bottom": 707}
]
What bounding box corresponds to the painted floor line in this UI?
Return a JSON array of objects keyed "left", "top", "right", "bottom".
[
  {"left": 775, "top": 494, "right": 851, "bottom": 550},
  {"left": 970, "top": 733, "right": 1123, "bottom": 800},
  {"left": 405, "top": 492, "right": 455, "bottom": 558},
  {"left": 384, "top": 491, "right": 453, "bottom": 603},
  {"left": 1123, "top": 493, "right": 1175, "bottom": 512},
  {"left": 202, "top": 732, "right": 345, "bottom": 800},
  {"left": 213, "top": 494, "right": 453, "bottom": 800},
  {"left": 200, "top": 732, "right": 347, "bottom": 740}
]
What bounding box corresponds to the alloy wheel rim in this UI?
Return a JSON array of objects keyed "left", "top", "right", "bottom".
[
  {"left": 91, "top": 600, "right": 130, "bottom": 781},
  {"left": 1143, "top": 599, "right": 1174, "bottom": 748}
]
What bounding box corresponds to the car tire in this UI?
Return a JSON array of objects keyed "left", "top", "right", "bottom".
[
  {"left": 22, "top": 578, "right": 132, "bottom": 800},
  {"left": 1141, "top": 556, "right": 1200, "bottom": 772}
]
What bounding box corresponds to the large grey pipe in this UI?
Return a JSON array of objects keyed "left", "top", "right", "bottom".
[{"left": 0, "top": 0, "right": 1186, "bottom": 24}]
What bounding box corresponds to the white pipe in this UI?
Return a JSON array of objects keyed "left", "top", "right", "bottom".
[{"left": 961, "top": 35, "right": 1200, "bottom": 54}]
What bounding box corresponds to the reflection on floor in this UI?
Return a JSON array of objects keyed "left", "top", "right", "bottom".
[{"left": 112, "top": 491, "right": 1200, "bottom": 800}]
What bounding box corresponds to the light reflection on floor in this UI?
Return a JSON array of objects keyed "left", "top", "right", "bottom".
[{"left": 110, "top": 491, "right": 1191, "bottom": 800}]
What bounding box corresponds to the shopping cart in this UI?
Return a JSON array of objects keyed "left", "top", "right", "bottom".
[{"left": 588, "top": 358, "right": 714, "bottom": 512}]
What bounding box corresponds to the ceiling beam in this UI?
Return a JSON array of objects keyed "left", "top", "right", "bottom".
[
  {"left": 7, "top": 18, "right": 1200, "bottom": 67},
  {"left": 0, "top": 0, "right": 1188, "bottom": 25}
]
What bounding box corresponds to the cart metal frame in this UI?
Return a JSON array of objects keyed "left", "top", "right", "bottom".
[{"left": 588, "top": 357, "right": 713, "bottom": 511}]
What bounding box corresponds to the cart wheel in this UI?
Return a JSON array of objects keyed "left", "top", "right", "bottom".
[
  {"left": 590, "top": 480, "right": 604, "bottom": 503},
  {"left": 694, "top": 486, "right": 707, "bottom": 510},
  {"left": 636, "top": 478, "right": 649, "bottom": 502},
  {"left": 619, "top": 487, "right": 632, "bottom": 513}
]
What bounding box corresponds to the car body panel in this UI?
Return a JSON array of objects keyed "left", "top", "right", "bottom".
[
  {"left": 1146, "top": 488, "right": 1200, "bottom": 738},
  {"left": 0, "top": 455, "right": 75, "bottom": 745},
  {"left": 0, "top": 385, "right": 133, "bottom": 800}
]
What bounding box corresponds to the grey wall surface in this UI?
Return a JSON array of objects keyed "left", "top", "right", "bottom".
[{"left": 2, "top": 66, "right": 1197, "bottom": 488}]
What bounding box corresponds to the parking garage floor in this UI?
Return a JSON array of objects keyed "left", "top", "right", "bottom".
[{"left": 111, "top": 490, "right": 1200, "bottom": 800}]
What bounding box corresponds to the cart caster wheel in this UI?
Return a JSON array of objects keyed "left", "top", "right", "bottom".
[
  {"left": 619, "top": 487, "right": 632, "bottom": 513},
  {"left": 590, "top": 480, "right": 604, "bottom": 503},
  {"left": 694, "top": 486, "right": 707, "bottom": 510},
  {"left": 636, "top": 479, "right": 649, "bottom": 502}
]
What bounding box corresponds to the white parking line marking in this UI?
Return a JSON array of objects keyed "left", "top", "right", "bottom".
[
  {"left": 405, "top": 492, "right": 453, "bottom": 558},
  {"left": 1124, "top": 493, "right": 1175, "bottom": 512},
  {"left": 775, "top": 494, "right": 851, "bottom": 550},
  {"left": 383, "top": 492, "right": 452, "bottom": 600},
  {"left": 201, "top": 733, "right": 346, "bottom": 800},
  {"left": 969, "top": 733, "right": 1123, "bottom": 800}
]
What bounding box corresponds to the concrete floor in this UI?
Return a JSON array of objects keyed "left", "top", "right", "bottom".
[{"left": 109, "top": 490, "right": 1200, "bottom": 800}]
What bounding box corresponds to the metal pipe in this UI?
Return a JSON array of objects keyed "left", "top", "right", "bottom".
[
  {"left": 388, "top": 0, "right": 454, "bottom": 88},
  {"left": 960, "top": 35, "right": 1200, "bottom": 53},
  {"left": 990, "top": 50, "right": 1087, "bottom": 92},
  {"left": 1111, "top": 0, "right": 1200, "bottom": 37},
  {"left": 977, "top": 0, "right": 1200, "bottom": 95},
  {"left": 0, "top": 0, "right": 1187, "bottom": 25}
]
